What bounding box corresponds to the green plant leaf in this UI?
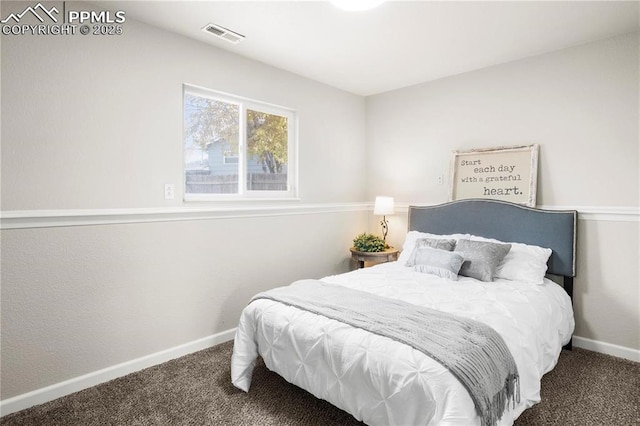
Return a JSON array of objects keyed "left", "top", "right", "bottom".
[{"left": 353, "top": 233, "right": 385, "bottom": 252}]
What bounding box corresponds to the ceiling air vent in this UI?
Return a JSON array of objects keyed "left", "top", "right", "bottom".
[{"left": 202, "top": 23, "right": 245, "bottom": 44}]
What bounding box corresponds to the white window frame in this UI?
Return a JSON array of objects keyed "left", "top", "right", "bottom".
[{"left": 183, "top": 84, "right": 298, "bottom": 201}]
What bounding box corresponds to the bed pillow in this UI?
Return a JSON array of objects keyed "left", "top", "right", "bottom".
[
  {"left": 398, "top": 231, "right": 469, "bottom": 265},
  {"left": 454, "top": 239, "right": 511, "bottom": 282},
  {"left": 413, "top": 247, "right": 465, "bottom": 280},
  {"left": 469, "top": 235, "right": 552, "bottom": 284},
  {"left": 405, "top": 237, "right": 457, "bottom": 267}
]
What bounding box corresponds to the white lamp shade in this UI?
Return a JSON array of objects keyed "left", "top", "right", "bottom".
[{"left": 373, "top": 196, "right": 395, "bottom": 215}]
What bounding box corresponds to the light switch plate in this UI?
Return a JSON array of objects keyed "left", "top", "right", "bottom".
[{"left": 164, "top": 184, "right": 175, "bottom": 200}]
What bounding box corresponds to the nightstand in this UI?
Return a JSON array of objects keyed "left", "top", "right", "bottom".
[{"left": 350, "top": 247, "right": 399, "bottom": 269}]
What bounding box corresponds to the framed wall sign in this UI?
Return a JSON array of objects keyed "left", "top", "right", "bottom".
[{"left": 449, "top": 144, "right": 539, "bottom": 207}]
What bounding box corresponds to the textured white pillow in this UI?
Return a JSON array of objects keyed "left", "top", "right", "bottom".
[
  {"left": 469, "top": 235, "right": 552, "bottom": 284},
  {"left": 398, "top": 231, "right": 470, "bottom": 265}
]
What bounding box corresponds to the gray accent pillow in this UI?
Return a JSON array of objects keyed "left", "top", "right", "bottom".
[
  {"left": 413, "top": 247, "right": 465, "bottom": 280},
  {"left": 405, "top": 238, "right": 456, "bottom": 267},
  {"left": 455, "top": 239, "right": 512, "bottom": 282}
]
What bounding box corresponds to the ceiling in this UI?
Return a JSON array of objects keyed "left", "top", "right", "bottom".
[{"left": 97, "top": 1, "right": 639, "bottom": 96}]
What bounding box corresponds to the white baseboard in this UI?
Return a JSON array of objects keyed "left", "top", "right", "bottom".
[
  {"left": 573, "top": 335, "right": 640, "bottom": 362},
  {"left": 0, "top": 328, "right": 237, "bottom": 417}
]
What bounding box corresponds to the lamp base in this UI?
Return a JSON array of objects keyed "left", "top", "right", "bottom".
[{"left": 380, "top": 215, "right": 389, "bottom": 244}]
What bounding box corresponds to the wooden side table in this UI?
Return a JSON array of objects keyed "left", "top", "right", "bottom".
[{"left": 350, "top": 247, "right": 399, "bottom": 269}]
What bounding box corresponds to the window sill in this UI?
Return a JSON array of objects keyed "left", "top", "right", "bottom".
[{"left": 183, "top": 194, "right": 301, "bottom": 203}]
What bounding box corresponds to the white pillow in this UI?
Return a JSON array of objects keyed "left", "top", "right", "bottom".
[
  {"left": 469, "top": 235, "right": 552, "bottom": 284},
  {"left": 398, "top": 231, "right": 470, "bottom": 265}
]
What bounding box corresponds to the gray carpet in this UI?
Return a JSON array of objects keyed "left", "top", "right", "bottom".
[{"left": 2, "top": 341, "right": 638, "bottom": 425}]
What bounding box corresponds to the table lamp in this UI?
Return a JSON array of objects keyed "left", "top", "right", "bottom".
[{"left": 373, "top": 196, "right": 395, "bottom": 244}]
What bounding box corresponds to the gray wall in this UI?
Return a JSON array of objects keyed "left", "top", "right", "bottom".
[
  {"left": 366, "top": 32, "right": 640, "bottom": 352},
  {"left": 0, "top": 16, "right": 368, "bottom": 399},
  {"left": 1, "top": 19, "right": 365, "bottom": 209}
]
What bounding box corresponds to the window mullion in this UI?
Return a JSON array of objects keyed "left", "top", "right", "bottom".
[{"left": 238, "top": 103, "right": 247, "bottom": 195}]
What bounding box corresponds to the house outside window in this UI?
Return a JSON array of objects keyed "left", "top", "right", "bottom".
[
  {"left": 222, "top": 151, "right": 239, "bottom": 165},
  {"left": 183, "top": 84, "right": 297, "bottom": 199}
]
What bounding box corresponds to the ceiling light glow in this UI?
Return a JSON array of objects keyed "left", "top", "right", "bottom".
[{"left": 330, "top": 0, "right": 385, "bottom": 12}]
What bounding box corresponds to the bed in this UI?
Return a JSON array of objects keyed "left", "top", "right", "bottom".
[{"left": 231, "top": 199, "right": 577, "bottom": 425}]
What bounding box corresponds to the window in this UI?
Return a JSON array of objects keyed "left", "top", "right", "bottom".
[{"left": 183, "top": 84, "right": 297, "bottom": 200}]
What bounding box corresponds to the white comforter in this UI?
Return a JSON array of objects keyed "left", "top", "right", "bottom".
[{"left": 231, "top": 262, "right": 574, "bottom": 425}]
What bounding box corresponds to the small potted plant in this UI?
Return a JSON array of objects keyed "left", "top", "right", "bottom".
[{"left": 352, "top": 233, "right": 386, "bottom": 252}]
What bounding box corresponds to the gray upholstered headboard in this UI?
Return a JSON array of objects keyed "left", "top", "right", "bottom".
[{"left": 408, "top": 199, "right": 577, "bottom": 278}]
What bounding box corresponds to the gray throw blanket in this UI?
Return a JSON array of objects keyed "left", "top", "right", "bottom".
[{"left": 252, "top": 280, "right": 520, "bottom": 426}]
